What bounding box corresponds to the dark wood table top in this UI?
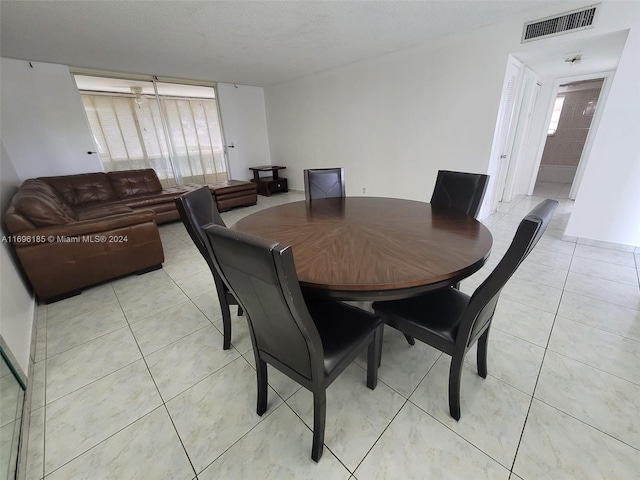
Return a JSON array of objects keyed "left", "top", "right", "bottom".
[{"left": 231, "top": 197, "right": 493, "bottom": 300}]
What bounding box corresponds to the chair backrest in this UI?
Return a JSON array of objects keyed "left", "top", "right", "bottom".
[
  {"left": 203, "top": 224, "right": 324, "bottom": 382},
  {"left": 430, "top": 170, "right": 489, "bottom": 218},
  {"left": 304, "top": 168, "right": 345, "bottom": 201},
  {"left": 458, "top": 199, "right": 558, "bottom": 349},
  {"left": 174, "top": 186, "right": 225, "bottom": 268}
]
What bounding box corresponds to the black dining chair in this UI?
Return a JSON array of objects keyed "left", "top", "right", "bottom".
[
  {"left": 304, "top": 167, "right": 345, "bottom": 201},
  {"left": 174, "top": 186, "right": 242, "bottom": 350},
  {"left": 430, "top": 170, "right": 490, "bottom": 219},
  {"left": 202, "top": 224, "right": 382, "bottom": 462},
  {"left": 373, "top": 199, "right": 558, "bottom": 420},
  {"left": 400, "top": 169, "right": 490, "bottom": 347}
]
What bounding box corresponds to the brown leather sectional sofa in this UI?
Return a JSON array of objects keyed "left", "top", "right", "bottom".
[
  {"left": 3, "top": 169, "right": 202, "bottom": 302},
  {"left": 4, "top": 168, "right": 259, "bottom": 302}
]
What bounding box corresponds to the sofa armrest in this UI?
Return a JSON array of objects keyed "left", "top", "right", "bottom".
[{"left": 11, "top": 211, "right": 156, "bottom": 247}]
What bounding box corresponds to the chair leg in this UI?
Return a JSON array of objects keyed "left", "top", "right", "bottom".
[
  {"left": 377, "top": 324, "right": 384, "bottom": 368},
  {"left": 367, "top": 328, "right": 381, "bottom": 390},
  {"left": 477, "top": 329, "right": 489, "bottom": 378},
  {"left": 311, "top": 390, "right": 327, "bottom": 462},
  {"left": 220, "top": 306, "right": 232, "bottom": 350},
  {"left": 404, "top": 334, "right": 415, "bottom": 346},
  {"left": 256, "top": 358, "right": 268, "bottom": 416},
  {"left": 448, "top": 355, "right": 463, "bottom": 421}
]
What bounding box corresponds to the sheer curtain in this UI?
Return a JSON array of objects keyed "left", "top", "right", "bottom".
[
  {"left": 161, "top": 97, "right": 227, "bottom": 184},
  {"left": 78, "top": 76, "right": 228, "bottom": 186}
]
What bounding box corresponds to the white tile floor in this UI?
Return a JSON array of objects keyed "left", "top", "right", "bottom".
[{"left": 22, "top": 183, "right": 640, "bottom": 479}]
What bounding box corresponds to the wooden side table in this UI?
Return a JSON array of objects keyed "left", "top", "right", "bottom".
[{"left": 249, "top": 165, "right": 288, "bottom": 196}]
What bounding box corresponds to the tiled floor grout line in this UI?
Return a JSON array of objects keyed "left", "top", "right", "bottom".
[
  {"left": 147, "top": 353, "right": 287, "bottom": 476},
  {"left": 41, "top": 307, "right": 48, "bottom": 480},
  {"left": 39, "top": 406, "right": 168, "bottom": 479},
  {"left": 544, "top": 347, "right": 640, "bottom": 388},
  {"left": 533, "top": 395, "right": 640, "bottom": 454},
  {"left": 120, "top": 288, "right": 200, "bottom": 479},
  {"left": 349, "top": 397, "right": 411, "bottom": 477},
  {"left": 194, "top": 396, "right": 289, "bottom": 477},
  {"left": 44, "top": 324, "right": 131, "bottom": 361},
  {"left": 503, "top": 185, "right": 571, "bottom": 476},
  {"left": 68, "top": 288, "right": 196, "bottom": 477},
  {"left": 553, "top": 311, "right": 640, "bottom": 344},
  {"left": 283, "top": 401, "right": 355, "bottom": 475},
  {"left": 43, "top": 301, "right": 148, "bottom": 479},
  {"left": 161, "top": 402, "right": 199, "bottom": 479},
  {"left": 349, "top": 350, "right": 443, "bottom": 476},
  {"left": 407, "top": 395, "right": 515, "bottom": 473}
]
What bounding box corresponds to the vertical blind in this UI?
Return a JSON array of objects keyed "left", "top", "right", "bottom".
[{"left": 81, "top": 91, "right": 227, "bottom": 186}]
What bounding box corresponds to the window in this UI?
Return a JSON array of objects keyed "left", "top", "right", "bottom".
[
  {"left": 547, "top": 95, "right": 565, "bottom": 135},
  {"left": 75, "top": 75, "right": 227, "bottom": 186}
]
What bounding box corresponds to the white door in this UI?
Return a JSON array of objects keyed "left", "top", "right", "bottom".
[
  {"left": 503, "top": 69, "right": 542, "bottom": 202},
  {"left": 487, "top": 57, "right": 523, "bottom": 213}
]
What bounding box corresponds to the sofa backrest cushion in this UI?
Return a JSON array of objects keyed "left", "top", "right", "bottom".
[
  {"left": 40, "top": 173, "right": 116, "bottom": 206},
  {"left": 107, "top": 169, "right": 163, "bottom": 198},
  {"left": 5, "top": 179, "right": 77, "bottom": 230}
]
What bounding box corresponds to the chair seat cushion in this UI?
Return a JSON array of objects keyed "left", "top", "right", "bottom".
[
  {"left": 305, "top": 298, "right": 381, "bottom": 378},
  {"left": 373, "top": 287, "right": 470, "bottom": 352}
]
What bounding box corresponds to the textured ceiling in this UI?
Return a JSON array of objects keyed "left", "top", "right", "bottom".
[{"left": 0, "top": 1, "right": 573, "bottom": 86}]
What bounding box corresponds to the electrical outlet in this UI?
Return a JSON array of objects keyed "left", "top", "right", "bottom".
[{"left": 362, "top": 187, "right": 366, "bottom": 194}]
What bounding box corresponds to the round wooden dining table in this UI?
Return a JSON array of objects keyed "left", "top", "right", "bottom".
[{"left": 231, "top": 197, "right": 493, "bottom": 301}]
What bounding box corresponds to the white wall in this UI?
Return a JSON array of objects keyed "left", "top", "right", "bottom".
[
  {"left": 264, "top": 6, "right": 586, "bottom": 199},
  {"left": 0, "top": 141, "right": 35, "bottom": 375},
  {"left": 264, "top": 2, "right": 640, "bottom": 247},
  {"left": 265, "top": 26, "right": 516, "bottom": 198},
  {"left": 565, "top": 3, "right": 640, "bottom": 245},
  {"left": 217, "top": 83, "right": 271, "bottom": 181},
  {"left": 0, "top": 58, "right": 102, "bottom": 180}
]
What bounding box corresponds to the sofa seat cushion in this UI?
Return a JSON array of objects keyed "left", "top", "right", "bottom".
[
  {"left": 130, "top": 202, "right": 176, "bottom": 214},
  {"left": 121, "top": 185, "right": 200, "bottom": 207},
  {"left": 108, "top": 169, "right": 163, "bottom": 198},
  {"left": 75, "top": 204, "right": 134, "bottom": 221},
  {"left": 40, "top": 173, "right": 116, "bottom": 206}
]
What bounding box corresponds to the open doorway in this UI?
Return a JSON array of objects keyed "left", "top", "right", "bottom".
[
  {"left": 494, "top": 29, "right": 629, "bottom": 212},
  {"left": 533, "top": 78, "right": 603, "bottom": 199}
]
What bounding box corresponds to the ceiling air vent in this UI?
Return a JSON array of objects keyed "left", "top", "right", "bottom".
[{"left": 522, "top": 4, "right": 598, "bottom": 43}]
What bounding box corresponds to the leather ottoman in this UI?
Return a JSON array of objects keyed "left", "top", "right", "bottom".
[{"left": 208, "top": 180, "right": 258, "bottom": 211}]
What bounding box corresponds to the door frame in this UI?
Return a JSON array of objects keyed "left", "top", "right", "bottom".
[{"left": 526, "top": 70, "right": 615, "bottom": 198}]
